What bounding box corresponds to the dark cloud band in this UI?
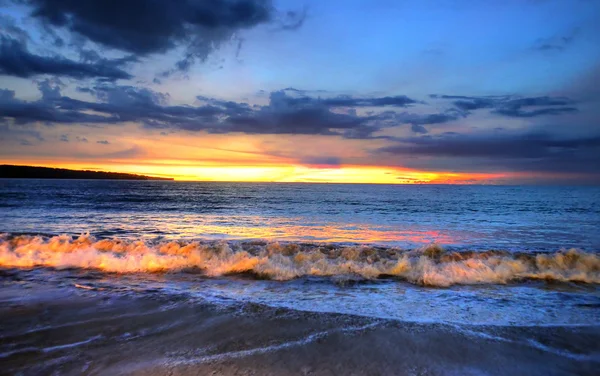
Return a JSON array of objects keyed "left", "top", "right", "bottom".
[
  {"left": 377, "top": 132, "right": 600, "bottom": 174},
  {"left": 0, "top": 36, "right": 132, "bottom": 80},
  {"left": 431, "top": 94, "right": 578, "bottom": 118},
  {"left": 17, "top": 0, "right": 300, "bottom": 75}
]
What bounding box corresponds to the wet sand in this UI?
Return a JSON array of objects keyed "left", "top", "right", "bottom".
[{"left": 1, "top": 280, "right": 598, "bottom": 376}]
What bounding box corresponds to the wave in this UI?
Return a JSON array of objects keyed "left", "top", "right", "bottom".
[{"left": 0, "top": 234, "right": 598, "bottom": 286}]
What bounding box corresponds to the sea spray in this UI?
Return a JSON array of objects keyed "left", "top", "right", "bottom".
[{"left": 1, "top": 233, "right": 598, "bottom": 286}]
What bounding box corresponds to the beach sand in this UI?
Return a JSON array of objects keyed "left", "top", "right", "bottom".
[{"left": 1, "top": 279, "right": 598, "bottom": 376}]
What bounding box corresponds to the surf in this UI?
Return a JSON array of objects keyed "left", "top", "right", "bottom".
[{"left": 1, "top": 233, "right": 598, "bottom": 286}]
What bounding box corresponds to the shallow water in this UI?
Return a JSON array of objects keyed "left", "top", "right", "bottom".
[{"left": 4, "top": 266, "right": 599, "bottom": 326}]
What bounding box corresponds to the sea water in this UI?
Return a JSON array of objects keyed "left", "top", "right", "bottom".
[{"left": 1, "top": 180, "right": 599, "bottom": 325}]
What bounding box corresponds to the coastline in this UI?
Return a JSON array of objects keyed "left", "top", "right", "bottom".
[
  {"left": 0, "top": 165, "right": 173, "bottom": 180},
  {"left": 1, "top": 280, "right": 598, "bottom": 376}
]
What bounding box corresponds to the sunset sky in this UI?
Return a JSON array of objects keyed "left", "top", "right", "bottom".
[{"left": 1, "top": 0, "right": 599, "bottom": 184}]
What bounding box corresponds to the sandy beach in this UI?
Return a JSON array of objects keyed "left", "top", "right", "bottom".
[{"left": 1, "top": 278, "right": 598, "bottom": 376}]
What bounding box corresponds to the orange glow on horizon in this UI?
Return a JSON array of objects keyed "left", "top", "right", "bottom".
[{"left": 0, "top": 159, "right": 507, "bottom": 184}]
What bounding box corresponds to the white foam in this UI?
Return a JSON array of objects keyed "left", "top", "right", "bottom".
[
  {"left": 453, "top": 325, "right": 600, "bottom": 362},
  {"left": 168, "top": 322, "right": 380, "bottom": 365},
  {"left": 525, "top": 339, "right": 600, "bottom": 362},
  {"left": 1, "top": 234, "right": 598, "bottom": 286},
  {"left": 42, "top": 334, "right": 104, "bottom": 353},
  {"left": 0, "top": 335, "right": 104, "bottom": 359}
]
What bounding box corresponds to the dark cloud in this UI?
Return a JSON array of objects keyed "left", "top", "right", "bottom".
[
  {"left": 96, "top": 140, "right": 110, "bottom": 144},
  {"left": 1, "top": 84, "right": 424, "bottom": 138},
  {"left": 431, "top": 94, "right": 578, "bottom": 118},
  {"left": 532, "top": 29, "right": 578, "bottom": 52},
  {"left": 25, "top": 0, "right": 271, "bottom": 54},
  {"left": 277, "top": 7, "right": 308, "bottom": 31},
  {"left": 273, "top": 89, "right": 418, "bottom": 108},
  {"left": 494, "top": 106, "right": 577, "bottom": 118},
  {"left": 0, "top": 36, "right": 132, "bottom": 80},
  {"left": 1, "top": 82, "right": 230, "bottom": 126},
  {"left": 0, "top": 82, "right": 580, "bottom": 144},
  {"left": 492, "top": 96, "right": 578, "bottom": 117},
  {"left": 216, "top": 91, "right": 422, "bottom": 136},
  {"left": 0, "top": 14, "right": 30, "bottom": 44},
  {"left": 504, "top": 97, "right": 574, "bottom": 107},
  {"left": 395, "top": 110, "right": 464, "bottom": 133},
  {"left": 59, "top": 134, "right": 69, "bottom": 142},
  {"left": 20, "top": 0, "right": 301, "bottom": 74},
  {"left": 0, "top": 83, "right": 118, "bottom": 124},
  {"left": 320, "top": 95, "right": 418, "bottom": 108},
  {"left": 0, "top": 88, "right": 15, "bottom": 101},
  {"left": 411, "top": 124, "right": 428, "bottom": 134},
  {"left": 37, "top": 78, "right": 64, "bottom": 100},
  {"left": 300, "top": 156, "right": 341, "bottom": 168},
  {"left": 377, "top": 132, "right": 600, "bottom": 174},
  {"left": 221, "top": 90, "right": 370, "bottom": 136},
  {"left": 448, "top": 98, "right": 497, "bottom": 111}
]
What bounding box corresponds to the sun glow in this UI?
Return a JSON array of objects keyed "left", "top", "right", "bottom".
[{"left": 0, "top": 159, "right": 504, "bottom": 184}]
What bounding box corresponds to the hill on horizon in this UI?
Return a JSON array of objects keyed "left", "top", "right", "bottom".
[{"left": 0, "top": 165, "right": 173, "bottom": 181}]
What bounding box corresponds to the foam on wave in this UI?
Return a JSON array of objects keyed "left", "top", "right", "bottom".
[{"left": 0, "top": 234, "right": 598, "bottom": 286}]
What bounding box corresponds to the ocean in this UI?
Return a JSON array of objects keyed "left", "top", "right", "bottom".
[{"left": 1, "top": 179, "right": 599, "bottom": 328}]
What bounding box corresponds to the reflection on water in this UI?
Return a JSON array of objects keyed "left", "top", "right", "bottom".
[
  {"left": 1, "top": 180, "right": 599, "bottom": 250},
  {"left": 120, "top": 215, "right": 461, "bottom": 245},
  {"left": 2, "top": 210, "right": 462, "bottom": 245}
]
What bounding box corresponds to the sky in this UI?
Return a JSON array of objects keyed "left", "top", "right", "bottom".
[{"left": 0, "top": 0, "right": 599, "bottom": 184}]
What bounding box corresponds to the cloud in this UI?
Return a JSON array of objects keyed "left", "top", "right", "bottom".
[
  {"left": 493, "top": 106, "right": 577, "bottom": 118},
  {"left": 411, "top": 124, "right": 428, "bottom": 134},
  {"left": 320, "top": 95, "right": 418, "bottom": 108},
  {"left": 393, "top": 110, "right": 464, "bottom": 133},
  {"left": 0, "top": 36, "right": 132, "bottom": 80},
  {"left": 433, "top": 95, "right": 498, "bottom": 111},
  {"left": 0, "top": 122, "right": 44, "bottom": 144},
  {"left": 300, "top": 156, "right": 341, "bottom": 168},
  {"left": 0, "top": 83, "right": 118, "bottom": 124},
  {"left": 102, "top": 145, "right": 144, "bottom": 159},
  {"left": 220, "top": 90, "right": 377, "bottom": 136},
  {"left": 532, "top": 29, "right": 579, "bottom": 52},
  {"left": 0, "top": 83, "right": 582, "bottom": 143},
  {"left": 0, "top": 84, "right": 423, "bottom": 138},
  {"left": 376, "top": 132, "right": 600, "bottom": 174},
  {"left": 0, "top": 14, "right": 30, "bottom": 44},
  {"left": 431, "top": 94, "right": 578, "bottom": 118},
  {"left": 271, "top": 89, "right": 418, "bottom": 108},
  {"left": 491, "top": 96, "right": 578, "bottom": 117},
  {"left": 20, "top": 0, "right": 302, "bottom": 74},
  {"left": 276, "top": 7, "right": 308, "bottom": 31},
  {"left": 96, "top": 140, "right": 109, "bottom": 144}
]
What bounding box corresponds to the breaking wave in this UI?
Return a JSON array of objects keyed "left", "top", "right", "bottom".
[{"left": 0, "top": 234, "right": 598, "bottom": 286}]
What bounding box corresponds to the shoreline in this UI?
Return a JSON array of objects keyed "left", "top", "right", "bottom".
[{"left": 1, "top": 281, "right": 598, "bottom": 375}]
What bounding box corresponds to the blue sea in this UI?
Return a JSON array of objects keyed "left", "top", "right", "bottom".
[{"left": 1, "top": 180, "right": 599, "bottom": 326}]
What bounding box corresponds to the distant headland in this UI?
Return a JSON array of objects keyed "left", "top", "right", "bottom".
[{"left": 0, "top": 165, "right": 173, "bottom": 180}]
